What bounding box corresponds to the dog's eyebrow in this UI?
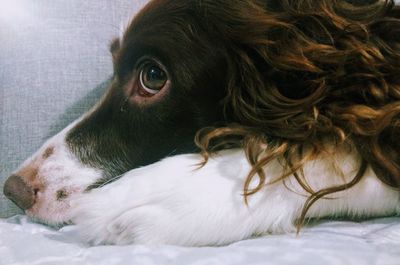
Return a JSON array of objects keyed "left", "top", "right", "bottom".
[{"left": 110, "top": 38, "right": 120, "bottom": 55}]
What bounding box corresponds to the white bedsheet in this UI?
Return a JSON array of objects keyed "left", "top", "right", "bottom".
[{"left": 1, "top": 215, "right": 399, "bottom": 265}]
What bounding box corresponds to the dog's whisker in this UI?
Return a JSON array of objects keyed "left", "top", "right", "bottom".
[{"left": 97, "top": 174, "right": 124, "bottom": 188}]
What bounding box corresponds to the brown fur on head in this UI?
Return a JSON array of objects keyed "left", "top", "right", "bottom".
[{"left": 193, "top": 0, "right": 400, "bottom": 226}]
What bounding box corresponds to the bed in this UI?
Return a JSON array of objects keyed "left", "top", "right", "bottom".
[
  {"left": 1, "top": 216, "right": 400, "bottom": 265},
  {"left": 1, "top": 1, "right": 400, "bottom": 265}
]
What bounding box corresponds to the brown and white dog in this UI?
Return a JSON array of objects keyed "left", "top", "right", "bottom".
[{"left": 3, "top": 0, "right": 400, "bottom": 246}]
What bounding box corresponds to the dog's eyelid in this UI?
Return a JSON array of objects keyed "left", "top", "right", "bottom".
[
  {"left": 135, "top": 56, "right": 170, "bottom": 75},
  {"left": 135, "top": 56, "right": 166, "bottom": 70}
]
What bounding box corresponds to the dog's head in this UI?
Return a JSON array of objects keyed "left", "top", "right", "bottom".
[
  {"left": 4, "top": 0, "right": 400, "bottom": 225},
  {"left": 3, "top": 0, "right": 233, "bottom": 224}
]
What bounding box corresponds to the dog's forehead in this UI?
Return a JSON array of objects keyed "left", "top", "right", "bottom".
[
  {"left": 133, "top": 0, "right": 197, "bottom": 23},
  {"left": 124, "top": 0, "right": 200, "bottom": 40}
]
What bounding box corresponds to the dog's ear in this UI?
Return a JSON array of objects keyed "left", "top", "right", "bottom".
[{"left": 109, "top": 37, "right": 121, "bottom": 63}]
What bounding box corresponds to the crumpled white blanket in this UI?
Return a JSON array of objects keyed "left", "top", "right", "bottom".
[{"left": 0, "top": 215, "right": 399, "bottom": 265}]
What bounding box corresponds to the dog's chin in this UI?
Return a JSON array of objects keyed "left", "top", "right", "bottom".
[
  {"left": 25, "top": 191, "right": 80, "bottom": 227},
  {"left": 26, "top": 211, "right": 72, "bottom": 228}
]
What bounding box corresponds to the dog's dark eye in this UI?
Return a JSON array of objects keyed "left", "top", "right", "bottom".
[{"left": 139, "top": 63, "right": 168, "bottom": 95}]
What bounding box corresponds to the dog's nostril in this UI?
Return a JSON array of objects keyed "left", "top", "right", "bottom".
[{"left": 3, "top": 175, "right": 36, "bottom": 210}]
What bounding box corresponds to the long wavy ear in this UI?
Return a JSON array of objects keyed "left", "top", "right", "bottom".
[
  {"left": 198, "top": 0, "right": 400, "bottom": 194},
  {"left": 202, "top": 0, "right": 325, "bottom": 140}
]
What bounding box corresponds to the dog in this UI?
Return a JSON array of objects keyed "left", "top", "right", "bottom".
[{"left": 3, "top": 0, "right": 400, "bottom": 246}]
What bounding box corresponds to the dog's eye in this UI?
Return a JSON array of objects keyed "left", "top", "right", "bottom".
[{"left": 139, "top": 63, "right": 168, "bottom": 95}]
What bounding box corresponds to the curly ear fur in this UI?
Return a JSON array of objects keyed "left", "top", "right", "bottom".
[{"left": 195, "top": 0, "right": 400, "bottom": 226}]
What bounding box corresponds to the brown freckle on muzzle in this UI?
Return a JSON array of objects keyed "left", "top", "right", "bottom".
[
  {"left": 56, "top": 189, "right": 68, "bottom": 201},
  {"left": 42, "top": 147, "right": 54, "bottom": 159}
]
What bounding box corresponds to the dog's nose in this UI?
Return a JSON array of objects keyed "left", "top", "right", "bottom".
[{"left": 3, "top": 175, "right": 35, "bottom": 210}]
